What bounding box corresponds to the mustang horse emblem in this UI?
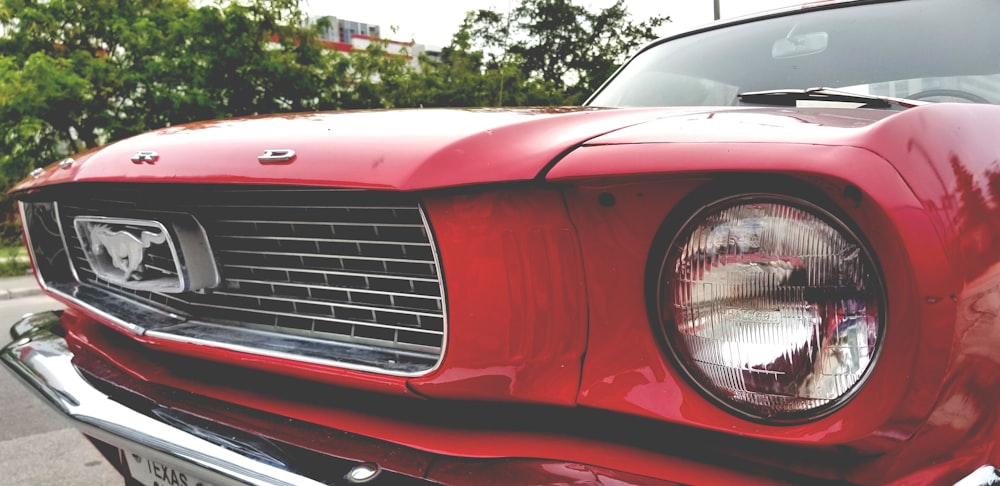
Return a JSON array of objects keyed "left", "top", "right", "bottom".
[{"left": 88, "top": 224, "right": 167, "bottom": 280}]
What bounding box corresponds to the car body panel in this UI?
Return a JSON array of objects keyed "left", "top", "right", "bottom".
[
  {"left": 12, "top": 102, "right": 1000, "bottom": 485},
  {"left": 7, "top": 0, "right": 1000, "bottom": 484},
  {"left": 14, "top": 106, "right": 896, "bottom": 196},
  {"left": 547, "top": 102, "right": 1000, "bottom": 482},
  {"left": 7, "top": 310, "right": 792, "bottom": 486},
  {"left": 14, "top": 107, "right": 712, "bottom": 193},
  {"left": 556, "top": 145, "right": 952, "bottom": 443},
  {"left": 410, "top": 188, "right": 588, "bottom": 402}
]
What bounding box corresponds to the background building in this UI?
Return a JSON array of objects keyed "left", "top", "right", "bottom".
[
  {"left": 313, "top": 16, "right": 381, "bottom": 44},
  {"left": 310, "top": 15, "right": 441, "bottom": 70}
]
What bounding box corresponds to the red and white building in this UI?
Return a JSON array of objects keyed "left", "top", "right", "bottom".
[{"left": 310, "top": 16, "right": 442, "bottom": 69}]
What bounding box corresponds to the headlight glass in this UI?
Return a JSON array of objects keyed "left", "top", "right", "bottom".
[{"left": 658, "top": 196, "right": 883, "bottom": 421}]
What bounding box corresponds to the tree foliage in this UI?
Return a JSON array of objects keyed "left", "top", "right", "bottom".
[
  {"left": 0, "top": 0, "right": 667, "bottom": 190},
  {"left": 447, "top": 0, "right": 669, "bottom": 104},
  {"left": 0, "top": 0, "right": 340, "bottom": 187}
]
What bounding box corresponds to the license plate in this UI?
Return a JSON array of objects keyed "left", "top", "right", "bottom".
[{"left": 126, "top": 450, "right": 214, "bottom": 486}]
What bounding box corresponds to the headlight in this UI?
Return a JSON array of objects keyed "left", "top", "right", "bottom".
[{"left": 656, "top": 195, "right": 884, "bottom": 421}]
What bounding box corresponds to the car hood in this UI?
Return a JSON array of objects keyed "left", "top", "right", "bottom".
[{"left": 14, "top": 106, "right": 896, "bottom": 193}]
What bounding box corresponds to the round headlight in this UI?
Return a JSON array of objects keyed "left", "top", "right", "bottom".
[{"left": 656, "top": 195, "right": 884, "bottom": 421}]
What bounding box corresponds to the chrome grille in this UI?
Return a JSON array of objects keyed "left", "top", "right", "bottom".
[{"left": 52, "top": 185, "right": 446, "bottom": 374}]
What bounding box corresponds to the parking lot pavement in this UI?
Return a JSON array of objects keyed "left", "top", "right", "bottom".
[
  {"left": 0, "top": 293, "right": 123, "bottom": 485},
  {"left": 0, "top": 274, "right": 42, "bottom": 301}
]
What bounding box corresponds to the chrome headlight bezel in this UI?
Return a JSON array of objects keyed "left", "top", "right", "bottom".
[{"left": 650, "top": 190, "right": 887, "bottom": 423}]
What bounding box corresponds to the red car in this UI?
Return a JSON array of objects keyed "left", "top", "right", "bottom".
[{"left": 4, "top": 0, "right": 1000, "bottom": 484}]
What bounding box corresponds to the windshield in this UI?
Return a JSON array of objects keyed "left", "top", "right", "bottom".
[{"left": 587, "top": 0, "right": 1000, "bottom": 107}]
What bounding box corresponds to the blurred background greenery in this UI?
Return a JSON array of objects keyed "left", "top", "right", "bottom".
[{"left": 0, "top": 0, "right": 667, "bottom": 274}]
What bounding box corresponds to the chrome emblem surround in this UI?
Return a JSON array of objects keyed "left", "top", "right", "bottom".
[{"left": 73, "top": 215, "right": 220, "bottom": 293}]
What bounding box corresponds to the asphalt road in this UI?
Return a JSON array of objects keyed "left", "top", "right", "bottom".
[{"left": 0, "top": 295, "right": 123, "bottom": 486}]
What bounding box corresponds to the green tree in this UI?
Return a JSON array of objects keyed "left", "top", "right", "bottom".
[
  {"left": 390, "top": 37, "right": 506, "bottom": 108},
  {"left": 334, "top": 35, "right": 415, "bottom": 109},
  {"left": 438, "top": 0, "right": 669, "bottom": 105},
  {"left": 0, "top": 0, "right": 670, "bottom": 188},
  {"left": 0, "top": 0, "right": 669, "bottom": 266},
  {"left": 0, "top": 0, "right": 337, "bottom": 186}
]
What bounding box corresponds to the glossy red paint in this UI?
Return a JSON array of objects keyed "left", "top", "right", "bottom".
[
  {"left": 547, "top": 103, "right": 1000, "bottom": 482},
  {"left": 553, "top": 145, "right": 946, "bottom": 446},
  {"left": 854, "top": 104, "right": 1000, "bottom": 275},
  {"left": 16, "top": 103, "right": 1000, "bottom": 483},
  {"left": 851, "top": 103, "right": 1000, "bottom": 484},
  {"left": 6, "top": 0, "right": 999, "bottom": 482},
  {"left": 42, "top": 185, "right": 590, "bottom": 404},
  {"left": 422, "top": 460, "right": 681, "bottom": 485},
  {"left": 411, "top": 188, "right": 588, "bottom": 403},
  {"left": 12, "top": 107, "right": 703, "bottom": 193},
  {"left": 575, "top": 107, "right": 891, "bottom": 146},
  {"left": 61, "top": 308, "right": 786, "bottom": 485}
]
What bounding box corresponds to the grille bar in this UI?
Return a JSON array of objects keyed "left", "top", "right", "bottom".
[
  {"left": 224, "top": 278, "right": 441, "bottom": 300},
  {"left": 215, "top": 219, "right": 427, "bottom": 227},
  {"left": 217, "top": 249, "right": 435, "bottom": 265},
  {"left": 214, "top": 234, "right": 435, "bottom": 247},
  {"left": 210, "top": 291, "right": 442, "bottom": 317},
  {"left": 190, "top": 302, "right": 443, "bottom": 335},
  {"left": 207, "top": 204, "right": 421, "bottom": 210},
  {"left": 222, "top": 264, "right": 441, "bottom": 282},
  {"left": 49, "top": 185, "right": 447, "bottom": 374}
]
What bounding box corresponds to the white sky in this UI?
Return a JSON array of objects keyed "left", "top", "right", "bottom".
[{"left": 303, "top": 0, "right": 807, "bottom": 48}]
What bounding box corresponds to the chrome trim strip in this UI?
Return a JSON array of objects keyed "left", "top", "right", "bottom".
[
  {"left": 226, "top": 278, "right": 441, "bottom": 299},
  {"left": 200, "top": 187, "right": 364, "bottom": 193},
  {"left": 44, "top": 282, "right": 437, "bottom": 375},
  {"left": 205, "top": 204, "right": 418, "bottom": 210},
  {"left": 217, "top": 219, "right": 426, "bottom": 228},
  {"left": 52, "top": 202, "right": 83, "bottom": 284},
  {"left": 954, "top": 465, "right": 1000, "bottom": 486},
  {"left": 222, "top": 264, "right": 441, "bottom": 282},
  {"left": 0, "top": 312, "right": 327, "bottom": 486},
  {"left": 211, "top": 290, "right": 443, "bottom": 318},
  {"left": 182, "top": 301, "right": 444, "bottom": 335},
  {"left": 146, "top": 324, "right": 437, "bottom": 368},
  {"left": 419, "top": 203, "right": 449, "bottom": 375},
  {"left": 18, "top": 202, "right": 46, "bottom": 287},
  {"left": 215, "top": 235, "right": 433, "bottom": 246},
  {"left": 217, "top": 249, "right": 435, "bottom": 265},
  {"left": 48, "top": 282, "right": 186, "bottom": 334}
]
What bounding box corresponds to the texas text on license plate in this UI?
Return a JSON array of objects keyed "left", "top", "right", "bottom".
[{"left": 126, "top": 450, "right": 214, "bottom": 486}]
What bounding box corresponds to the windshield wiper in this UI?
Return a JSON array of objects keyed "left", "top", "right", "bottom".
[{"left": 737, "top": 87, "right": 927, "bottom": 109}]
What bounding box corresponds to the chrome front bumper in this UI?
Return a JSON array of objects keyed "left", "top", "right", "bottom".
[
  {"left": 5, "top": 311, "right": 999, "bottom": 486},
  {"left": 1, "top": 311, "right": 675, "bottom": 486},
  {"left": 2, "top": 311, "right": 330, "bottom": 486}
]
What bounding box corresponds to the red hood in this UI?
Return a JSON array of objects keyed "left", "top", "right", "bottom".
[
  {"left": 580, "top": 107, "right": 893, "bottom": 145},
  {"left": 13, "top": 106, "right": 895, "bottom": 193}
]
